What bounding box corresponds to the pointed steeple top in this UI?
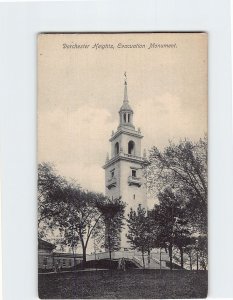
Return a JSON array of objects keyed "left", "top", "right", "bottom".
[
  {"left": 119, "top": 72, "right": 133, "bottom": 113},
  {"left": 124, "top": 72, "right": 128, "bottom": 102}
]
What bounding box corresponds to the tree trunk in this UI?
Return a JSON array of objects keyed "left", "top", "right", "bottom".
[
  {"left": 71, "top": 245, "right": 78, "bottom": 296},
  {"left": 79, "top": 230, "right": 86, "bottom": 269},
  {"left": 168, "top": 243, "right": 173, "bottom": 270},
  {"left": 196, "top": 251, "right": 199, "bottom": 271},
  {"left": 148, "top": 249, "right": 150, "bottom": 265},
  {"left": 159, "top": 248, "right": 162, "bottom": 273},
  {"left": 189, "top": 253, "right": 192, "bottom": 270},
  {"left": 72, "top": 246, "right": 76, "bottom": 269},
  {"left": 202, "top": 259, "right": 206, "bottom": 270},
  {"left": 180, "top": 247, "right": 184, "bottom": 269},
  {"left": 108, "top": 233, "right": 112, "bottom": 269},
  {"left": 142, "top": 249, "right": 145, "bottom": 269},
  {"left": 82, "top": 246, "right": 87, "bottom": 269}
]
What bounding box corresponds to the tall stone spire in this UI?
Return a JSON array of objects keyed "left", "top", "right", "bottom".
[
  {"left": 118, "top": 72, "right": 134, "bottom": 129},
  {"left": 119, "top": 72, "right": 133, "bottom": 113},
  {"left": 124, "top": 72, "right": 128, "bottom": 103}
]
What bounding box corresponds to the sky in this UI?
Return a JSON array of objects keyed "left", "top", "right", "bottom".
[{"left": 38, "top": 33, "right": 207, "bottom": 200}]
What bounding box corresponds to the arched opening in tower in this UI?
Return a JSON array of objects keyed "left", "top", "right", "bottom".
[
  {"left": 115, "top": 142, "right": 119, "bottom": 155},
  {"left": 128, "top": 141, "right": 135, "bottom": 155}
]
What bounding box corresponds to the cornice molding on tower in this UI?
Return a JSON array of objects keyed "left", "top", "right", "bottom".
[
  {"left": 102, "top": 152, "right": 148, "bottom": 169},
  {"left": 109, "top": 128, "right": 143, "bottom": 142}
]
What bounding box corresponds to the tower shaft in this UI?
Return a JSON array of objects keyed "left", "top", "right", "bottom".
[{"left": 103, "top": 75, "right": 147, "bottom": 249}]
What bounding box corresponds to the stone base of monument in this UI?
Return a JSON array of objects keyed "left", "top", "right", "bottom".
[{"left": 86, "top": 249, "right": 170, "bottom": 269}]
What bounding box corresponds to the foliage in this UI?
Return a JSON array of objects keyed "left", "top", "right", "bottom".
[
  {"left": 146, "top": 136, "right": 208, "bottom": 269},
  {"left": 150, "top": 188, "right": 192, "bottom": 269},
  {"left": 147, "top": 137, "right": 207, "bottom": 235},
  {"left": 38, "top": 162, "right": 70, "bottom": 238},
  {"left": 126, "top": 205, "right": 157, "bottom": 267},
  {"left": 58, "top": 184, "right": 107, "bottom": 266},
  {"left": 196, "top": 235, "right": 208, "bottom": 270},
  {"left": 96, "top": 197, "right": 125, "bottom": 258},
  {"left": 38, "top": 162, "right": 108, "bottom": 266}
]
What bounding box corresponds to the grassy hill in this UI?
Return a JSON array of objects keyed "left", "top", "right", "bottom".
[{"left": 39, "top": 269, "right": 207, "bottom": 299}]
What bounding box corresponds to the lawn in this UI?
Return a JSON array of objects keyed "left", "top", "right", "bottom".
[{"left": 38, "top": 269, "right": 208, "bottom": 299}]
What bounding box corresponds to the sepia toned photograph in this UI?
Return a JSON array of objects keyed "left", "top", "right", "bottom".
[{"left": 38, "top": 33, "right": 208, "bottom": 299}]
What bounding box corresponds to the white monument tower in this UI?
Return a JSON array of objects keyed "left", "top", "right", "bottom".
[{"left": 103, "top": 73, "right": 148, "bottom": 249}]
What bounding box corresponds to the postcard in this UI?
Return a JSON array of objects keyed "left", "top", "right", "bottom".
[{"left": 38, "top": 32, "right": 207, "bottom": 299}]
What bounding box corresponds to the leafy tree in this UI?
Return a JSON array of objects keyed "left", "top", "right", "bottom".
[
  {"left": 172, "top": 219, "right": 193, "bottom": 269},
  {"left": 61, "top": 215, "right": 80, "bottom": 267},
  {"left": 38, "top": 162, "right": 69, "bottom": 238},
  {"left": 38, "top": 162, "right": 108, "bottom": 268},
  {"left": 59, "top": 184, "right": 106, "bottom": 267},
  {"left": 195, "top": 235, "right": 208, "bottom": 270},
  {"left": 147, "top": 137, "right": 207, "bottom": 235},
  {"left": 126, "top": 205, "right": 154, "bottom": 268},
  {"left": 151, "top": 188, "right": 192, "bottom": 270},
  {"left": 96, "top": 197, "right": 125, "bottom": 264},
  {"left": 183, "top": 241, "right": 196, "bottom": 270}
]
